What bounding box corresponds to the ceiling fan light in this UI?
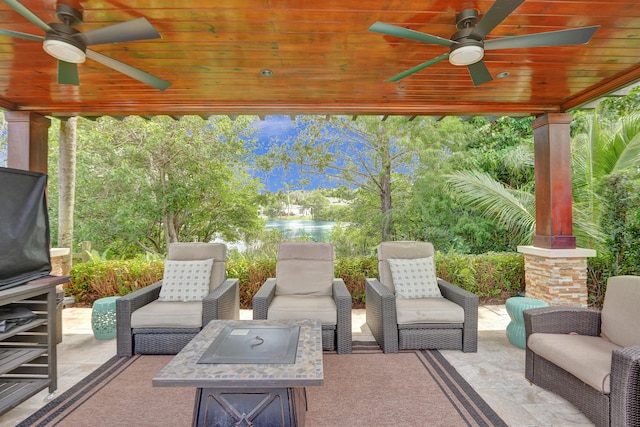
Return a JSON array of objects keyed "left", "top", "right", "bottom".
[
  {"left": 449, "top": 45, "right": 484, "bottom": 66},
  {"left": 43, "top": 39, "right": 86, "bottom": 63}
]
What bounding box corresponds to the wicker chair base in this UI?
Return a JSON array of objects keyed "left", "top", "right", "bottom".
[
  {"left": 133, "top": 328, "right": 200, "bottom": 355},
  {"left": 322, "top": 327, "right": 335, "bottom": 351},
  {"left": 398, "top": 327, "right": 462, "bottom": 351},
  {"left": 528, "top": 352, "right": 610, "bottom": 427}
]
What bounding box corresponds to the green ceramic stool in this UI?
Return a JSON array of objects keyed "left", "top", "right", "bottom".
[
  {"left": 505, "top": 297, "right": 548, "bottom": 349},
  {"left": 91, "top": 296, "right": 120, "bottom": 340}
]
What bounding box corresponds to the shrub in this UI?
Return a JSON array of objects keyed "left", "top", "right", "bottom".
[
  {"left": 435, "top": 252, "right": 525, "bottom": 301},
  {"left": 226, "top": 254, "right": 276, "bottom": 309},
  {"left": 586, "top": 252, "right": 614, "bottom": 308},
  {"left": 67, "top": 251, "right": 525, "bottom": 308},
  {"left": 335, "top": 256, "right": 378, "bottom": 308},
  {"left": 67, "top": 259, "right": 163, "bottom": 305}
]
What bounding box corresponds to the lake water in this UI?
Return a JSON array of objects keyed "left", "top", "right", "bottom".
[{"left": 265, "top": 219, "right": 335, "bottom": 242}]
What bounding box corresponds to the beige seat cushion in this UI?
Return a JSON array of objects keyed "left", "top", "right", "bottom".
[
  {"left": 131, "top": 300, "right": 202, "bottom": 328},
  {"left": 600, "top": 275, "right": 640, "bottom": 347},
  {"left": 528, "top": 333, "right": 622, "bottom": 393},
  {"left": 275, "top": 242, "right": 334, "bottom": 297},
  {"left": 267, "top": 295, "right": 337, "bottom": 325},
  {"left": 396, "top": 297, "right": 464, "bottom": 325}
]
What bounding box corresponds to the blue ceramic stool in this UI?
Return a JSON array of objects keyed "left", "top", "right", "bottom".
[
  {"left": 91, "top": 296, "right": 120, "bottom": 340},
  {"left": 505, "top": 297, "right": 548, "bottom": 349}
]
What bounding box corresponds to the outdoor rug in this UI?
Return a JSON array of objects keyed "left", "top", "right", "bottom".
[{"left": 19, "top": 342, "right": 507, "bottom": 427}]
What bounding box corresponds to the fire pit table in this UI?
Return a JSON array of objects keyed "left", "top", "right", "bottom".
[{"left": 153, "top": 319, "right": 323, "bottom": 426}]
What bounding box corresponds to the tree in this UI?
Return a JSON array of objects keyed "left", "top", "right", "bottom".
[
  {"left": 57, "top": 117, "right": 77, "bottom": 274},
  {"left": 258, "top": 115, "right": 427, "bottom": 242},
  {"left": 393, "top": 116, "right": 509, "bottom": 253},
  {"left": 50, "top": 115, "right": 264, "bottom": 256},
  {"left": 445, "top": 112, "right": 640, "bottom": 250}
]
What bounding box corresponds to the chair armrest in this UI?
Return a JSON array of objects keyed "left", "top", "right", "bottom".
[
  {"left": 332, "top": 279, "right": 352, "bottom": 354},
  {"left": 252, "top": 278, "right": 276, "bottom": 319},
  {"left": 437, "top": 278, "right": 478, "bottom": 353},
  {"left": 202, "top": 278, "right": 240, "bottom": 325},
  {"left": 437, "top": 278, "right": 479, "bottom": 313},
  {"left": 365, "top": 278, "right": 398, "bottom": 353},
  {"left": 611, "top": 345, "right": 640, "bottom": 427},
  {"left": 524, "top": 307, "right": 601, "bottom": 337},
  {"left": 116, "top": 281, "right": 162, "bottom": 356}
]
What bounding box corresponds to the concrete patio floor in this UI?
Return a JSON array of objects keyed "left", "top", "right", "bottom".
[{"left": 1, "top": 305, "right": 593, "bottom": 426}]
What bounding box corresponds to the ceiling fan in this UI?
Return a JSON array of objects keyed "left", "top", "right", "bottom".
[
  {"left": 368, "top": 0, "right": 599, "bottom": 86},
  {"left": 0, "top": 0, "right": 171, "bottom": 90}
]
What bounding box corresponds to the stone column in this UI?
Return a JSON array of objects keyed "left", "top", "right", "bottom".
[{"left": 519, "top": 113, "right": 596, "bottom": 306}]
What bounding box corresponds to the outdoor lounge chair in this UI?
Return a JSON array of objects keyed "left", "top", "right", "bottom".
[
  {"left": 116, "top": 242, "right": 239, "bottom": 356},
  {"left": 365, "top": 241, "right": 478, "bottom": 353},
  {"left": 252, "top": 242, "right": 352, "bottom": 354},
  {"left": 524, "top": 275, "right": 640, "bottom": 427}
]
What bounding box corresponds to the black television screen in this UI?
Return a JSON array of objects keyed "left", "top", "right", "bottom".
[{"left": 0, "top": 167, "right": 51, "bottom": 291}]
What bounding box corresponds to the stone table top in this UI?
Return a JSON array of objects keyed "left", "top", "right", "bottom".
[{"left": 152, "top": 319, "right": 324, "bottom": 389}]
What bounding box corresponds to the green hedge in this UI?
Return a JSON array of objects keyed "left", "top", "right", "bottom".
[
  {"left": 66, "top": 252, "right": 525, "bottom": 308},
  {"left": 67, "top": 259, "right": 164, "bottom": 305},
  {"left": 435, "top": 252, "right": 525, "bottom": 301}
]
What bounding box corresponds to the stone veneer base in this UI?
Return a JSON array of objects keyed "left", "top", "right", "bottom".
[{"left": 517, "top": 246, "right": 597, "bottom": 308}]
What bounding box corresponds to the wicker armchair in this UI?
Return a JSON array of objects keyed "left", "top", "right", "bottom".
[
  {"left": 524, "top": 275, "right": 640, "bottom": 427},
  {"left": 365, "top": 241, "right": 478, "bottom": 353},
  {"left": 252, "top": 242, "right": 352, "bottom": 354},
  {"left": 116, "top": 242, "right": 239, "bottom": 356}
]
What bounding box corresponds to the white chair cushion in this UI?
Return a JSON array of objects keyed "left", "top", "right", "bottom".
[
  {"left": 130, "top": 300, "right": 202, "bottom": 328},
  {"left": 266, "top": 295, "right": 337, "bottom": 325},
  {"left": 396, "top": 297, "right": 464, "bottom": 324},
  {"left": 158, "top": 258, "right": 213, "bottom": 302},
  {"left": 388, "top": 257, "right": 442, "bottom": 299},
  {"left": 528, "top": 333, "right": 621, "bottom": 393}
]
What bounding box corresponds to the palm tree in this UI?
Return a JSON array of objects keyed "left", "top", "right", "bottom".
[{"left": 445, "top": 111, "right": 640, "bottom": 250}]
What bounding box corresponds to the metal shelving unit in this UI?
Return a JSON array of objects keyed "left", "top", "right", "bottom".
[{"left": 0, "top": 277, "right": 66, "bottom": 416}]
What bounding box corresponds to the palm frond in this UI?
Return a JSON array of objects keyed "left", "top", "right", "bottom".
[{"left": 444, "top": 170, "right": 536, "bottom": 245}]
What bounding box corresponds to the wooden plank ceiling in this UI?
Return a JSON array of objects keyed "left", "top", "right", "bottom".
[{"left": 1, "top": 0, "right": 640, "bottom": 118}]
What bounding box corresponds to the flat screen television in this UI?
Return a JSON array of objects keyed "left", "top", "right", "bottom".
[{"left": 0, "top": 167, "right": 51, "bottom": 291}]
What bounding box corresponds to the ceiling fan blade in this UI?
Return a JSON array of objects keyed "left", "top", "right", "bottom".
[
  {"left": 58, "top": 60, "right": 79, "bottom": 85},
  {"left": 369, "top": 22, "right": 454, "bottom": 47},
  {"left": 474, "top": 0, "right": 525, "bottom": 38},
  {"left": 485, "top": 26, "right": 600, "bottom": 50},
  {"left": 86, "top": 49, "right": 171, "bottom": 90},
  {"left": 76, "top": 17, "right": 161, "bottom": 46},
  {"left": 386, "top": 53, "right": 450, "bottom": 82},
  {"left": 3, "top": 0, "right": 52, "bottom": 33},
  {"left": 467, "top": 61, "right": 493, "bottom": 86},
  {"left": 0, "top": 28, "right": 43, "bottom": 41}
]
